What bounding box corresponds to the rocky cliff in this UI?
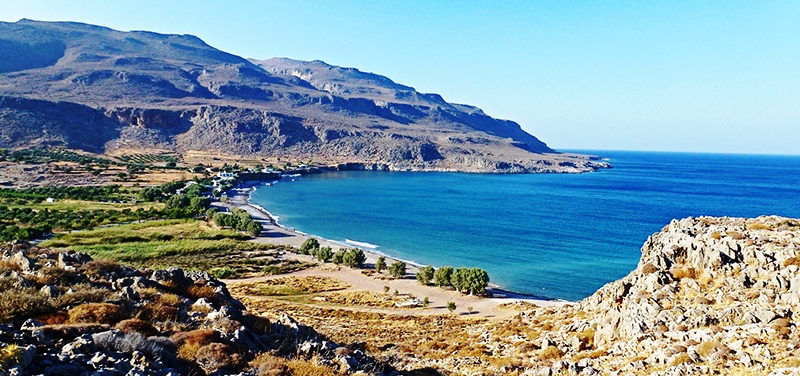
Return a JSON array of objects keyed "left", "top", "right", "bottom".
[
  {"left": 505, "top": 216, "right": 800, "bottom": 375},
  {"left": 0, "top": 19, "right": 608, "bottom": 173}
]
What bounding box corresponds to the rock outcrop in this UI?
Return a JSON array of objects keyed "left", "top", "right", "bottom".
[{"left": 517, "top": 216, "right": 800, "bottom": 375}]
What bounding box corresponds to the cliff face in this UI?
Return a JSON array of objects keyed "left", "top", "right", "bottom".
[{"left": 0, "top": 19, "right": 609, "bottom": 173}]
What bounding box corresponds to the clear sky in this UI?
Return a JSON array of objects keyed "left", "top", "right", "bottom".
[{"left": 1, "top": 0, "right": 798, "bottom": 155}]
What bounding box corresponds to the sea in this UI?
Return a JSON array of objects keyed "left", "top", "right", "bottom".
[{"left": 249, "top": 151, "right": 800, "bottom": 301}]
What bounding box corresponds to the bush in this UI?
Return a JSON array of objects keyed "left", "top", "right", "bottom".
[
  {"left": 375, "top": 256, "right": 386, "bottom": 273},
  {"left": 195, "top": 342, "right": 241, "bottom": 374},
  {"left": 172, "top": 329, "right": 221, "bottom": 361},
  {"left": 209, "top": 266, "right": 237, "bottom": 279},
  {"left": 93, "top": 330, "right": 165, "bottom": 360},
  {"left": 416, "top": 265, "right": 435, "bottom": 285},
  {"left": 300, "top": 238, "right": 320, "bottom": 255},
  {"left": 316, "top": 246, "right": 333, "bottom": 263},
  {"left": 115, "top": 318, "right": 159, "bottom": 337},
  {"left": 343, "top": 248, "right": 366, "bottom": 268},
  {"left": 68, "top": 302, "right": 124, "bottom": 324},
  {"left": 388, "top": 261, "right": 406, "bottom": 279},
  {"left": 249, "top": 353, "right": 288, "bottom": 376},
  {"left": 332, "top": 251, "right": 344, "bottom": 265},
  {"left": 446, "top": 301, "right": 456, "bottom": 313},
  {"left": 0, "top": 288, "right": 54, "bottom": 323}
]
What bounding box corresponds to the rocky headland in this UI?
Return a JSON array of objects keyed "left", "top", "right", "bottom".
[{"left": 0, "top": 20, "right": 608, "bottom": 174}]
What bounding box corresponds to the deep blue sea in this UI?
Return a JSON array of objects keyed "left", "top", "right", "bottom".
[{"left": 249, "top": 151, "right": 800, "bottom": 301}]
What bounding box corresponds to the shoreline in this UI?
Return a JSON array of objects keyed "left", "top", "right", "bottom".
[{"left": 222, "top": 182, "right": 569, "bottom": 308}]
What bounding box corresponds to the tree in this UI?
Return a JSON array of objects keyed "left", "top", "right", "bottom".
[
  {"left": 415, "top": 265, "right": 435, "bottom": 285},
  {"left": 434, "top": 266, "right": 453, "bottom": 287},
  {"left": 466, "top": 268, "right": 490, "bottom": 296},
  {"left": 447, "top": 301, "right": 456, "bottom": 313},
  {"left": 451, "top": 267, "right": 469, "bottom": 293},
  {"left": 246, "top": 221, "right": 262, "bottom": 237},
  {"left": 300, "top": 238, "right": 320, "bottom": 255},
  {"left": 316, "top": 246, "right": 333, "bottom": 262},
  {"left": 422, "top": 297, "right": 430, "bottom": 307},
  {"left": 343, "top": 248, "right": 366, "bottom": 268},
  {"left": 375, "top": 256, "right": 386, "bottom": 273},
  {"left": 451, "top": 267, "right": 490, "bottom": 296},
  {"left": 388, "top": 261, "right": 406, "bottom": 279},
  {"left": 332, "top": 251, "right": 345, "bottom": 265}
]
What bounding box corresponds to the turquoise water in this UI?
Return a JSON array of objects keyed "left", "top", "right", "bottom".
[{"left": 249, "top": 151, "right": 800, "bottom": 301}]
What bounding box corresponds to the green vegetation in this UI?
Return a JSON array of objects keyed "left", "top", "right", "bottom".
[
  {"left": 117, "top": 153, "right": 178, "bottom": 165},
  {"left": 415, "top": 265, "right": 435, "bottom": 285},
  {"left": 342, "top": 248, "right": 366, "bottom": 268},
  {"left": 299, "top": 238, "right": 320, "bottom": 254},
  {"left": 212, "top": 208, "right": 262, "bottom": 236},
  {"left": 41, "top": 220, "right": 305, "bottom": 276},
  {"left": 0, "top": 180, "right": 214, "bottom": 242},
  {"left": 451, "top": 267, "right": 490, "bottom": 296},
  {"left": 375, "top": 256, "right": 386, "bottom": 273},
  {"left": 389, "top": 261, "right": 406, "bottom": 279},
  {"left": 434, "top": 266, "right": 453, "bottom": 287},
  {"left": 316, "top": 246, "right": 333, "bottom": 262},
  {"left": 0, "top": 147, "right": 114, "bottom": 165},
  {"left": 447, "top": 301, "right": 456, "bottom": 313}
]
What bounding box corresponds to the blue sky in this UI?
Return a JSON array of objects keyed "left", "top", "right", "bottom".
[{"left": 1, "top": 1, "right": 798, "bottom": 155}]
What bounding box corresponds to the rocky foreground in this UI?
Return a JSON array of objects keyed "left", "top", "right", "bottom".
[
  {"left": 3, "top": 216, "right": 800, "bottom": 375},
  {"left": 0, "top": 246, "right": 390, "bottom": 375},
  {"left": 495, "top": 216, "right": 800, "bottom": 376}
]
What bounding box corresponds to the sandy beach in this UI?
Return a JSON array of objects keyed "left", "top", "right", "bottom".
[{"left": 216, "top": 185, "right": 568, "bottom": 318}]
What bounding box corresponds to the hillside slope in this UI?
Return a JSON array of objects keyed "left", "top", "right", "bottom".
[{"left": 0, "top": 19, "right": 608, "bottom": 173}]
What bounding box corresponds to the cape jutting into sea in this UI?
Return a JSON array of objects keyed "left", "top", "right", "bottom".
[{"left": 249, "top": 151, "right": 800, "bottom": 301}]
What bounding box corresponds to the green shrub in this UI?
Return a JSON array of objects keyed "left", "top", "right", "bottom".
[
  {"left": 389, "top": 261, "right": 406, "bottom": 279},
  {"left": 209, "top": 267, "right": 237, "bottom": 279},
  {"left": 416, "top": 265, "right": 435, "bottom": 285}
]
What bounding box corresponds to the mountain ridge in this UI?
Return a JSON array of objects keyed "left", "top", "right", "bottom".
[{"left": 0, "top": 19, "right": 609, "bottom": 173}]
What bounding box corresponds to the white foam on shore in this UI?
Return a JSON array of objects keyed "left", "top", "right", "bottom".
[
  {"left": 345, "top": 239, "right": 379, "bottom": 249},
  {"left": 239, "top": 182, "right": 562, "bottom": 302}
]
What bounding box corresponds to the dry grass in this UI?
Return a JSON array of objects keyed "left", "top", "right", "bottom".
[
  {"left": 747, "top": 222, "right": 772, "bottom": 231},
  {"left": 670, "top": 265, "right": 697, "bottom": 280},
  {"left": 172, "top": 329, "right": 222, "bottom": 361},
  {"left": 195, "top": 342, "right": 243, "bottom": 374},
  {"left": 697, "top": 340, "right": 720, "bottom": 358},
  {"left": 669, "top": 353, "right": 693, "bottom": 366},
  {"left": 230, "top": 276, "right": 350, "bottom": 297},
  {"left": 726, "top": 231, "right": 744, "bottom": 240},
  {"left": 68, "top": 303, "right": 124, "bottom": 324},
  {"left": 115, "top": 318, "right": 159, "bottom": 337},
  {"left": 538, "top": 346, "right": 562, "bottom": 360},
  {"left": 286, "top": 358, "right": 340, "bottom": 376},
  {"left": 324, "top": 290, "right": 398, "bottom": 308}
]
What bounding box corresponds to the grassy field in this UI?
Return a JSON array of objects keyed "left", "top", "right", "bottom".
[
  {"left": 3, "top": 199, "right": 163, "bottom": 211},
  {"left": 42, "top": 220, "right": 310, "bottom": 277}
]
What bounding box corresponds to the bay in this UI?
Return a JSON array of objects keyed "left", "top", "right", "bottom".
[{"left": 249, "top": 151, "right": 800, "bottom": 301}]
